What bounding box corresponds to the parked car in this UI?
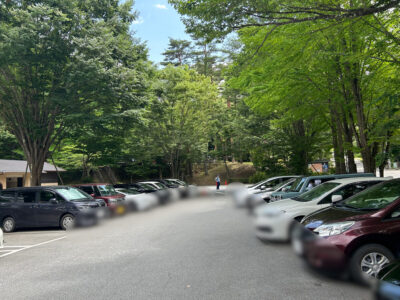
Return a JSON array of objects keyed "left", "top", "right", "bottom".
[
  {"left": 246, "top": 178, "right": 297, "bottom": 211},
  {"left": 233, "top": 176, "right": 300, "bottom": 207},
  {"left": 115, "top": 188, "right": 158, "bottom": 211},
  {"left": 114, "top": 184, "right": 147, "bottom": 194},
  {"left": 248, "top": 176, "right": 300, "bottom": 195},
  {"left": 138, "top": 181, "right": 171, "bottom": 205},
  {"left": 270, "top": 173, "right": 375, "bottom": 202},
  {"left": 74, "top": 184, "right": 126, "bottom": 215},
  {"left": 140, "top": 181, "right": 168, "bottom": 190},
  {"left": 376, "top": 261, "right": 400, "bottom": 299},
  {"left": 0, "top": 186, "right": 103, "bottom": 232},
  {"left": 156, "top": 179, "right": 180, "bottom": 188},
  {"left": 132, "top": 183, "right": 160, "bottom": 193},
  {"left": 161, "top": 179, "right": 196, "bottom": 198},
  {"left": 255, "top": 177, "right": 389, "bottom": 241},
  {"left": 165, "top": 179, "right": 188, "bottom": 187},
  {"left": 298, "top": 179, "right": 400, "bottom": 284}
]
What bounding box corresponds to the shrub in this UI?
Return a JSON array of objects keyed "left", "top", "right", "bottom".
[{"left": 248, "top": 171, "right": 268, "bottom": 184}]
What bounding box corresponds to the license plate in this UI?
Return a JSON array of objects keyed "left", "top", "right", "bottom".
[{"left": 116, "top": 206, "right": 125, "bottom": 214}]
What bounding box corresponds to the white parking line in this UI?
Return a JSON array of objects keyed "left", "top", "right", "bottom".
[{"left": 0, "top": 236, "right": 66, "bottom": 258}]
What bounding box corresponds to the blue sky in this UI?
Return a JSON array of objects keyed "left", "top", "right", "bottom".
[{"left": 131, "top": 0, "right": 191, "bottom": 64}]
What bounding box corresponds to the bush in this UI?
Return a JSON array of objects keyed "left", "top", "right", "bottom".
[{"left": 248, "top": 171, "right": 268, "bottom": 184}]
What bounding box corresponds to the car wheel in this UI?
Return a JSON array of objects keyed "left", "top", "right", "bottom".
[
  {"left": 2, "top": 217, "right": 16, "bottom": 233},
  {"left": 350, "top": 244, "right": 394, "bottom": 285},
  {"left": 60, "top": 214, "right": 75, "bottom": 230}
]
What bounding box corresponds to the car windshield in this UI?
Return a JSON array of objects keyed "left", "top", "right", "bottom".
[
  {"left": 342, "top": 180, "right": 400, "bottom": 210},
  {"left": 97, "top": 185, "right": 118, "bottom": 196},
  {"left": 288, "top": 177, "right": 306, "bottom": 192},
  {"left": 174, "top": 179, "right": 186, "bottom": 186},
  {"left": 118, "top": 189, "right": 139, "bottom": 195},
  {"left": 154, "top": 182, "right": 167, "bottom": 189},
  {"left": 57, "top": 187, "right": 90, "bottom": 201},
  {"left": 293, "top": 182, "right": 341, "bottom": 202},
  {"left": 274, "top": 178, "right": 294, "bottom": 190},
  {"left": 138, "top": 183, "right": 155, "bottom": 190},
  {"left": 248, "top": 179, "right": 268, "bottom": 189}
]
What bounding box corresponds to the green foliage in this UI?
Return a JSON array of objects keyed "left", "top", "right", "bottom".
[
  {"left": 248, "top": 171, "right": 268, "bottom": 184},
  {"left": 161, "top": 38, "right": 193, "bottom": 66},
  {"left": 0, "top": 0, "right": 150, "bottom": 184}
]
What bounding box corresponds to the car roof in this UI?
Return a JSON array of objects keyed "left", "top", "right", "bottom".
[
  {"left": 3, "top": 186, "right": 74, "bottom": 191},
  {"left": 73, "top": 183, "right": 111, "bottom": 186},
  {"left": 325, "top": 177, "right": 392, "bottom": 184},
  {"left": 302, "top": 173, "right": 375, "bottom": 179}
]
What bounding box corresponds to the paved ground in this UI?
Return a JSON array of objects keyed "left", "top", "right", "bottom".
[{"left": 0, "top": 197, "right": 370, "bottom": 300}]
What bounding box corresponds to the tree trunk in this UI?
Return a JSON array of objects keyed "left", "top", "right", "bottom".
[
  {"left": 328, "top": 100, "right": 346, "bottom": 174},
  {"left": 204, "top": 158, "right": 208, "bottom": 176}
]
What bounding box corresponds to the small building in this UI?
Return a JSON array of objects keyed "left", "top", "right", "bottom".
[
  {"left": 0, "top": 159, "right": 64, "bottom": 189},
  {"left": 308, "top": 159, "right": 330, "bottom": 174}
]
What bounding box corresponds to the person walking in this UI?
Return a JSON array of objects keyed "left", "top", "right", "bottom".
[{"left": 215, "top": 175, "right": 221, "bottom": 190}]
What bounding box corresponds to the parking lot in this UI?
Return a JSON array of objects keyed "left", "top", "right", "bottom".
[{"left": 0, "top": 196, "right": 369, "bottom": 300}]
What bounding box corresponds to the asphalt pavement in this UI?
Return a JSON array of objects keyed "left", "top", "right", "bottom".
[{"left": 0, "top": 196, "right": 370, "bottom": 300}]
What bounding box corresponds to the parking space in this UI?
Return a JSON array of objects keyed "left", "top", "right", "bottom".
[
  {"left": 0, "top": 196, "right": 370, "bottom": 300},
  {"left": 1, "top": 230, "right": 66, "bottom": 258}
]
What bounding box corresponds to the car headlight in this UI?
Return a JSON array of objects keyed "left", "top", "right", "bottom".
[
  {"left": 77, "top": 206, "right": 88, "bottom": 211},
  {"left": 315, "top": 221, "right": 355, "bottom": 237}
]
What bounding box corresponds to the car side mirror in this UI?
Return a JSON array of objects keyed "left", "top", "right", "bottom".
[
  {"left": 50, "top": 198, "right": 58, "bottom": 204},
  {"left": 90, "top": 193, "right": 95, "bottom": 197},
  {"left": 282, "top": 187, "right": 289, "bottom": 192},
  {"left": 260, "top": 185, "right": 266, "bottom": 190},
  {"left": 331, "top": 195, "right": 343, "bottom": 202},
  {"left": 391, "top": 211, "right": 400, "bottom": 218}
]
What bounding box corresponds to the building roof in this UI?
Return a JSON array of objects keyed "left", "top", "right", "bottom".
[{"left": 0, "top": 159, "right": 65, "bottom": 173}]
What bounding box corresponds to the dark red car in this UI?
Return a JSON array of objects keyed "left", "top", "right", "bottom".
[
  {"left": 297, "top": 179, "right": 400, "bottom": 284},
  {"left": 74, "top": 183, "right": 126, "bottom": 215}
]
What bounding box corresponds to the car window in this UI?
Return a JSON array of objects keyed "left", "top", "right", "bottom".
[
  {"left": 294, "top": 182, "right": 340, "bottom": 202},
  {"left": 342, "top": 180, "right": 400, "bottom": 210},
  {"left": 319, "top": 183, "right": 362, "bottom": 204},
  {"left": 0, "top": 191, "right": 15, "bottom": 202},
  {"left": 96, "top": 185, "right": 118, "bottom": 196},
  {"left": 16, "top": 191, "right": 37, "bottom": 203},
  {"left": 274, "top": 179, "right": 294, "bottom": 191},
  {"left": 40, "top": 191, "right": 56, "bottom": 203},
  {"left": 0, "top": 196, "right": 12, "bottom": 203},
  {"left": 263, "top": 178, "right": 281, "bottom": 188},
  {"left": 57, "top": 187, "right": 90, "bottom": 201},
  {"left": 79, "top": 186, "right": 94, "bottom": 195},
  {"left": 155, "top": 183, "right": 167, "bottom": 189},
  {"left": 288, "top": 177, "right": 306, "bottom": 192}
]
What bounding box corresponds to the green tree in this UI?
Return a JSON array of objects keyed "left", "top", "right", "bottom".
[
  {"left": 0, "top": 0, "right": 147, "bottom": 185},
  {"left": 169, "top": 0, "right": 400, "bottom": 40},
  {"left": 144, "top": 65, "right": 221, "bottom": 178},
  {"left": 161, "top": 38, "right": 193, "bottom": 66}
]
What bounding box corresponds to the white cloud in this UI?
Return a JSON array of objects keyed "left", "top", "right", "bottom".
[{"left": 155, "top": 4, "right": 167, "bottom": 10}]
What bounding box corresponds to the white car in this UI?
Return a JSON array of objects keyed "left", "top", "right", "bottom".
[
  {"left": 115, "top": 188, "right": 158, "bottom": 211},
  {"left": 233, "top": 176, "right": 299, "bottom": 207},
  {"left": 254, "top": 177, "right": 391, "bottom": 241},
  {"left": 140, "top": 181, "right": 180, "bottom": 201},
  {"left": 247, "top": 178, "right": 297, "bottom": 211}
]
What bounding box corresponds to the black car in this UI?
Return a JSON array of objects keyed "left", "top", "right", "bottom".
[{"left": 0, "top": 186, "right": 103, "bottom": 232}]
